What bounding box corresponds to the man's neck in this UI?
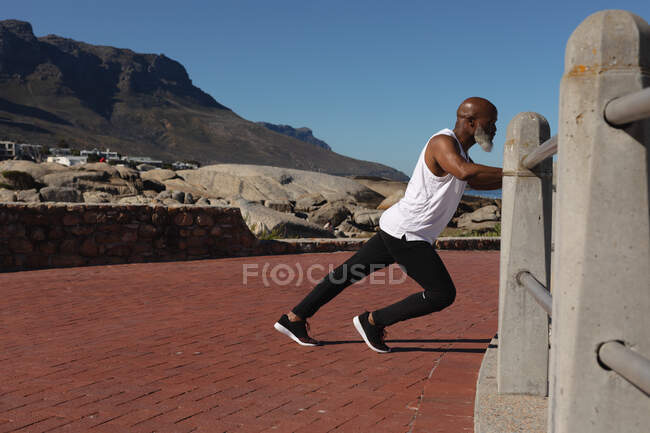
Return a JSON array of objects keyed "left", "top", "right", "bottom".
[{"left": 452, "top": 127, "right": 475, "bottom": 153}]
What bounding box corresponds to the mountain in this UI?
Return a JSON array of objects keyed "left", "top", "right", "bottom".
[
  {"left": 0, "top": 20, "right": 408, "bottom": 181},
  {"left": 256, "top": 122, "right": 332, "bottom": 150}
]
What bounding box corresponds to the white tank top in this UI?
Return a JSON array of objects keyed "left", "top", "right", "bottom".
[{"left": 379, "top": 128, "right": 468, "bottom": 244}]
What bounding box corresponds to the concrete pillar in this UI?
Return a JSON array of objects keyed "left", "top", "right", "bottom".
[
  {"left": 551, "top": 10, "right": 650, "bottom": 433},
  {"left": 497, "top": 112, "right": 552, "bottom": 396}
]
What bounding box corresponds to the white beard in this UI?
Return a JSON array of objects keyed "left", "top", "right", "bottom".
[{"left": 474, "top": 125, "right": 493, "bottom": 152}]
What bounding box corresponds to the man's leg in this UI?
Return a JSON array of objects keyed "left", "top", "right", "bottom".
[
  {"left": 291, "top": 231, "right": 395, "bottom": 320},
  {"left": 370, "top": 232, "right": 456, "bottom": 328}
]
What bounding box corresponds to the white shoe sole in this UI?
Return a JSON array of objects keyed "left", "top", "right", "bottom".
[
  {"left": 353, "top": 315, "right": 390, "bottom": 353},
  {"left": 274, "top": 322, "right": 317, "bottom": 347}
]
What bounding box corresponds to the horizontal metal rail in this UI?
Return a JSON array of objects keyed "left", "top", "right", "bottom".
[
  {"left": 516, "top": 271, "right": 552, "bottom": 315},
  {"left": 605, "top": 87, "right": 650, "bottom": 126},
  {"left": 522, "top": 135, "right": 558, "bottom": 170},
  {"left": 598, "top": 341, "right": 650, "bottom": 396}
]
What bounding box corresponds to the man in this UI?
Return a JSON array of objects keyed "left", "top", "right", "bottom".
[{"left": 274, "top": 97, "right": 502, "bottom": 353}]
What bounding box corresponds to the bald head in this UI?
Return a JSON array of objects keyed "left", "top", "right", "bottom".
[
  {"left": 453, "top": 97, "right": 498, "bottom": 152},
  {"left": 457, "top": 97, "right": 497, "bottom": 120}
]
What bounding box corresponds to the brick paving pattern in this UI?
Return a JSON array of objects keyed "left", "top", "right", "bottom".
[{"left": 0, "top": 250, "right": 498, "bottom": 432}]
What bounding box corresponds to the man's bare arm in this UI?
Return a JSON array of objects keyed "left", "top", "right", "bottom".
[
  {"left": 467, "top": 174, "right": 502, "bottom": 190},
  {"left": 426, "top": 136, "right": 502, "bottom": 189}
]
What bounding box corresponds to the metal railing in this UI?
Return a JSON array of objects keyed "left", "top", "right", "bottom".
[
  {"left": 604, "top": 87, "right": 650, "bottom": 126},
  {"left": 516, "top": 271, "right": 552, "bottom": 315},
  {"left": 522, "top": 135, "right": 558, "bottom": 169},
  {"left": 598, "top": 341, "right": 650, "bottom": 396}
]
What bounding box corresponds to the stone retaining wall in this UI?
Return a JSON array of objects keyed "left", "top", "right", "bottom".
[{"left": 0, "top": 203, "right": 499, "bottom": 273}]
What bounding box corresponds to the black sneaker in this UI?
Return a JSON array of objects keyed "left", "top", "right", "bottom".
[
  {"left": 274, "top": 314, "right": 320, "bottom": 346},
  {"left": 353, "top": 312, "right": 390, "bottom": 353}
]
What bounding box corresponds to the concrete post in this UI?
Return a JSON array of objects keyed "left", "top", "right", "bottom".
[
  {"left": 551, "top": 10, "right": 650, "bottom": 433},
  {"left": 497, "top": 112, "right": 552, "bottom": 396}
]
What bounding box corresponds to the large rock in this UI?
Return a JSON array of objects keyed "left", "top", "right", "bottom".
[
  {"left": 309, "top": 201, "right": 352, "bottom": 227},
  {"left": 142, "top": 178, "right": 166, "bottom": 193},
  {"left": 16, "top": 189, "right": 41, "bottom": 202},
  {"left": 40, "top": 186, "right": 83, "bottom": 203},
  {"left": 352, "top": 208, "right": 384, "bottom": 229},
  {"left": 235, "top": 199, "right": 334, "bottom": 238},
  {"left": 76, "top": 177, "right": 138, "bottom": 195},
  {"left": 294, "top": 193, "right": 327, "bottom": 212},
  {"left": 117, "top": 196, "right": 151, "bottom": 204},
  {"left": 377, "top": 190, "right": 404, "bottom": 210},
  {"left": 264, "top": 199, "right": 293, "bottom": 213},
  {"left": 335, "top": 219, "right": 376, "bottom": 238},
  {"left": 114, "top": 165, "right": 140, "bottom": 181},
  {"left": 0, "top": 170, "right": 40, "bottom": 190},
  {"left": 75, "top": 162, "right": 119, "bottom": 177},
  {"left": 42, "top": 170, "right": 108, "bottom": 188},
  {"left": 0, "top": 160, "right": 67, "bottom": 181},
  {"left": 178, "top": 164, "right": 385, "bottom": 207},
  {"left": 353, "top": 176, "right": 408, "bottom": 198},
  {"left": 0, "top": 189, "right": 16, "bottom": 202},
  {"left": 83, "top": 191, "right": 114, "bottom": 203},
  {"left": 456, "top": 205, "right": 501, "bottom": 230},
  {"left": 141, "top": 168, "right": 177, "bottom": 182},
  {"left": 162, "top": 178, "right": 209, "bottom": 197}
]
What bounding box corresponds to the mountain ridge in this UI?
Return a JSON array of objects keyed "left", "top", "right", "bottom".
[{"left": 0, "top": 20, "right": 408, "bottom": 181}]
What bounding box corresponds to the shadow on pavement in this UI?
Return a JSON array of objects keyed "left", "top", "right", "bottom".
[{"left": 319, "top": 338, "right": 489, "bottom": 353}]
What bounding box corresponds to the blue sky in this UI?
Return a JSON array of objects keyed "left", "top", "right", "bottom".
[{"left": 3, "top": 1, "right": 650, "bottom": 176}]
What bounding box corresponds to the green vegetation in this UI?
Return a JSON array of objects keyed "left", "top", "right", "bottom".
[
  {"left": 257, "top": 227, "right": 288, "bottom": 240},
  {"left": 463, "top": 223, "right": 501, "bottom": 237}
]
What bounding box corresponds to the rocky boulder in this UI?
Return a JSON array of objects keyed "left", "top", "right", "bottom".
[
  {"left": 294, "top": 193, "right": 327, "bottom": 212},
  {"left": 377, "top": 190, "right": 404, "bottom": 210},
  {"left": 42, "top": 170, "right": 108, "bottom": 188},
  {"left": 456, "top": 205, "right": 501, "bottom": 231},
  {"left": 83, "top": 191, "right": 114, "bottom": 203},
  {"left": 335, "top": 219, "right": 376, "bottom": 238},
  {"left": 178, "top": 164, "right": 385, "bottom": 208},
  {"left": 74, "top": 162, "right": 119, "bottom": 177},
  {"left": 16, "top": 189, "right": 41, "bottom": 202},
  {"left": 0, "top": 189, "right": 16, "bottom": 202},
  {"left": 141, "top": 168, "right": 178, "bottom": 182},
  {"left": 352, "top": 208, "right": 384, "bottom": 229},
  {"left": 40, "top": 186, "right": 83, "bottom": 203},
  {"left": 114, "top": 165, "right": 140, "bottom": 181},
  {"left": 353, "top": 176, "right": 408, "bottom": 198},
  {"left": 0, "top": 160, "right": 67, "bottom": 181},
  {"left": 162, "top": 178, "right": 209, "bottom": 198},
  {"left": 309, "top": 201, "right": 352, "bottom": 228},
  {"left": 235, "top": 199, "right": 334, "bottom": 238},
  {"left": 264, "top": 200, "right": 293, "bottom": 213}
]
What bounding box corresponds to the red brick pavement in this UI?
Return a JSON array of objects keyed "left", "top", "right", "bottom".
[{"left": 0, "top": 250, "right": 499, "bottom": 433}]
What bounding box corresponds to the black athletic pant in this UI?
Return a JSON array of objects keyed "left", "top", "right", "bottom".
[{"left": 292, "top": 229, "right": 456, "bottom": 327}]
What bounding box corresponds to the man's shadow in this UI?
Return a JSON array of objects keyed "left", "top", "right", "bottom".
[{"left": 319, "top": 338, "right": 492, "bottom": 353}]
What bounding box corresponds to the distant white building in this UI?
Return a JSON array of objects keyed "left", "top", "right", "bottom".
[
  {"left": 172, "top": 161, "right": 199, "bottom": 170},
  {"left": 0, "top": 141, "right": 16, "bottom": 160},
  {"left": 81, "top": 148, "right": 120, "bottom": 160},
  {"left": 47, "top": 156, "right": 88, "bottom": 167}
]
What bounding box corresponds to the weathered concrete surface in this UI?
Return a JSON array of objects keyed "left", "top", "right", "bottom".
[
  {"left": 475, "top": 336, "right": 547, "bottom": 433},
  {"left": 498, "top": 112, "right": 552, "bottom": 396},
  {"left": 0, "top": 250, "right": 499, "bottom": 432},
  {"left": 552, "top": 10, "right": 650, "bottom": 433}
]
